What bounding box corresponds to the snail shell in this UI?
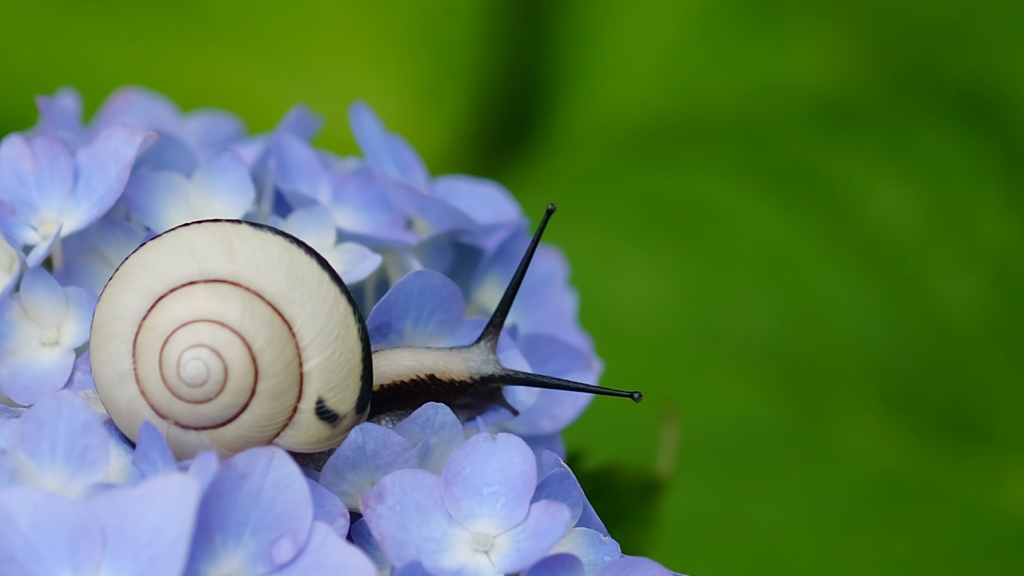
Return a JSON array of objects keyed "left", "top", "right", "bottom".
[{"left": 90, "top": 219, "right": 371, "bottom": 459}]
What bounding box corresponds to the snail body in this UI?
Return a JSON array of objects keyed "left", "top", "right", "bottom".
[{"left": 91, "top": 206, "right": 641, "bottom": 459}]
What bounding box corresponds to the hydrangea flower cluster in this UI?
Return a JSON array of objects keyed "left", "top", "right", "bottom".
[{"left": 0, "top": 87, "right": 678, "bottom": 575}]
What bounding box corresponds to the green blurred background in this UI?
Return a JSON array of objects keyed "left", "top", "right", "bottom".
[{"left": 3, "top": 0, "right": 1023, "bottom": 573}]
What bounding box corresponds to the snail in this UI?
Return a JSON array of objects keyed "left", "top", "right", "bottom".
[{"left": 90, "top": 204, "right": 642, "bottom": 460}]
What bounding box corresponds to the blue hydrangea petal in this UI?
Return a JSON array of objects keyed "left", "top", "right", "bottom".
[
  {"left": 181, "top": 109, "right": 246, "bottom": 154},
  {"left": 532, "top": 468, "right": 585, "bottom": 527},
  {"left": 34, "top": 87, "right": 87, "bottom": 149},
  {"left": 597, "top": 556, "right": 675, "bottom": 576},
  {"left": 490, "top": 499, "right": 573, "bottom": 575},
  {"left": 319, "top": 422, "right": 417, "bottom": 510},
  {"left": 440, "top": 432, "right": 537, "bottom": 534},
  {"left": 63, "top": 125, "right": 150, "bottom": 235},
  {"left": 132, "top": 132, "right": 199, "bottom": 175},
  {"left": 538, "top": 451, "right": 608, "bottom": 535},
  {"left": 471, "top": 233, "right": 593, "bottom": 354},
  {"left": 277, "top": 103, "right": 323, "bottom": 142},
  {"left": 348, "top": 102, "right": 429, "bottom": 190},
  {"left": 350, "top": 518, "right": 391, "bottom": 574},
  {"left": 186, "top": 446, "right": 313, "bottom": 575},
  {"left": 60, "top": 287, "right": 97, "bottom": 350},
  {"left": 272, "top": 133, "right": 331, "bottom": 206},
  {"left": 187, "top": 450, "right": 220, "bottom": 492},
  {"left": 501, "top": 334, "right": 599, "bottom": 436},
  {"left": 551, "top": 528, "right": 622, "bottom": 576},
  {"left": 13, "top": 390, "right": 109, "bottom": 496},
  {"left": 330, "top": 242, "right": 382, "bottom": 284},
  {"left": 0, "top": 236, "right": 22, "bottom": 296},
  {"left": 275, "top": 521, "right": 377, "bottom": 576},
  {"left": 306, "top": 478, "right": 350, "bottom": 537},
  {"left": 0, "top": 485, "right": 101, "bottom": 575},
  {"left": 433, "top": 175, "right": 523, "bottom": 227},
  {"left": 360, "top": 468, "right": 465, "bottom": 571},
  {"left": 523, "top": 434, "right": 567, "bottom": 463},
  {"left": 393, "top": 402, "right": 465, "bottom": 475},
  {"left": 24, "top": 226, "right": 63, "bottom": 268},
  {"left": 25, "top": 135, "right": 75, "bottom": 213},
  {"left": 329, "top": 169, "right": 418, "bottom": 244},
  {"left": 384, "top": 180, "right": 475, "bottom": 237},
  {"left": 0, "top": 343, "right": 75, "bottom": 406},
  {"left": 64, "top": 351, "right": 94, "bottom": 391},
  {"left": 20, "top": 266, "right": 68, "bottom": 328},
  {"left": 277, "top": 204, "right": 336, "bottom": 251},
  {"left": 366, "top": 269, "right": 465, "bottom": 349},
  {"left": 524, "top": 553, "right": 585, "bottom": 576},
  {"left": 54, "top": 217, "right": 147, "bottom": 294},
  {"left": 122, "top": 170, "right": 194, "bottom": 232},
  {"left": 92, "top": 87, "right": 181, "bottom": 133},
  {"left": 88, "top": 473, "right": 201, "bottom": 576},
  {"left": 188, "top": 150, "right": 257, "bottom": 219},
  {"left": 132, "top": 421, "right": 177, "bottom": 479},
  {"left": 393, "top": 561, "right": 437, "bottom": 576}
]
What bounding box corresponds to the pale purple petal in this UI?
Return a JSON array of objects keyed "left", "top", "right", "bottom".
[
  {"left": 307, "top": 478, "right": 350, "bottom": 537},
  {"left": 348, "top": 102, "right": 429, "bottom": 190},
  {"left": 275, "top": 521, "right": 377, "bottom": 576},
  {"left": 93, "top": 87, "right": 181, "bottom": 133},
  {"left": 393, "top": 402, "right": 465, "bottom": 475},
  {"left": 0, "top": 345, "right": 75, "bottom": 405},
  {"left": 64, "top": 351, "right": 94, "bottom": 391},
  {"left": 538, "top": 451, "right": 607, "bottom": 535},
  {"left": 34, "top": 87, "right": 86, "bottom": 149},
  {"left": 186, "top": 447, "right": 313, "bottom": 575},
  {"left": 24, "top": 225, "right": 63, "bottom": 268},
  {"left": 360, "top": 468, "right": 465, "bottom": 570},
  {"left": 524, "top": 554, "right": 585, "bottom": 576},
  {"left": 440, "top": 432, "right": 536, "bottom": 534},
  {"left": 132, "top": 421, "right": 177, "bottom": 478},
  {"left": 187, "top": 450, "right": 220, "bottom": 492},
  {"left": 20, "top": 266, "right": 68, "bottom": 328},
  {"left": 54, "top": 217, "right": 147, "bottom": 294},
  {"left": 393, "top": 561, "right": 437, "bottom": 576},
  {"left": 0, "top": 486, "right": 101, "bottom": 575},
  {"left": 64, "top": 125, "right": 150, "bottom": 234},
  {"left": 0, "top": 236, "right": 20, "bottom": 296},
  {"left": 501, "top": 335, "right": 599, "bottom": 436},
  {"left": 551, "top": 528, "right": 622, "bottom": 576},
  {"left": 181, "top": 109, "right": 247, "bottom": 154},
  {"left": 366, "top": 269, "right": 465, "bottom": 349},
  {"left": 11, "top": 389, "right": 108, "bottom": 496},
  {"left": 383, "top": 180, "right": 475, "bottom": 236},
  {"left": 189, "top": 149, "right": 256, "bottom": 218},
  {"left": 490, "top": 500, "right": 573, "bottom": 574},
  {"left": 278, "top": 203, "right": 337, "bottom": 249},
  {"left": 330, "top": 242, "right": 382, "bottom": 284},
  {"left": 319, "top": 422, "right": 417, "bottom": 510},
  {"left": 598, "top": 557, "right": 675, "bottom": 576},
  {"left": 60, "top": 287, "right": 97, "bottom": 349},
  {"left": 278, "top": 104, "right": 323, "bottom": 141},
  {"left": 523, "top": 434, "right": 566, "bottom": 462},
  {"left": 533, "top": 468, "right": 585, "bottom": 527},
  {"left": 122, "top": 170, "right": 193, "bottom": 232},
  {"left": 88, "top": 473, "right": 201, "bottom": 576},
  {"left": 351, "top": 518, "right": 391, "bottom": 574},
  {"left": 328, "top": 169, "right": 417, "bottom": 243},
  {"left": 433, "top": 175, "right": 523, "bottom": 227},
  {"left": 273, "top": 133, "right": 331, "bottom": 206},
  {"left": 25, "top": 136, "right": 75, "bottom": 210}
]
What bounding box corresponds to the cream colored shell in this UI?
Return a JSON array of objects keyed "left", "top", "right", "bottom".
[{"left": 90, "top": 220, "right": 371, "bottom": 459}]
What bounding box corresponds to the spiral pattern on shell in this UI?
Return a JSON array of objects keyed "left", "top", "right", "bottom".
[{"left": 91, "top": 220, "right": 372, "bottom": 459}]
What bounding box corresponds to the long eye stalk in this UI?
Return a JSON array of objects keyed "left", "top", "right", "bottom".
[
  {"left": 475, "top": 203, "right": 643, "bottom": 403},
  {"left": 368, "top": 204, "right": 641, "bottom": 428}
]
